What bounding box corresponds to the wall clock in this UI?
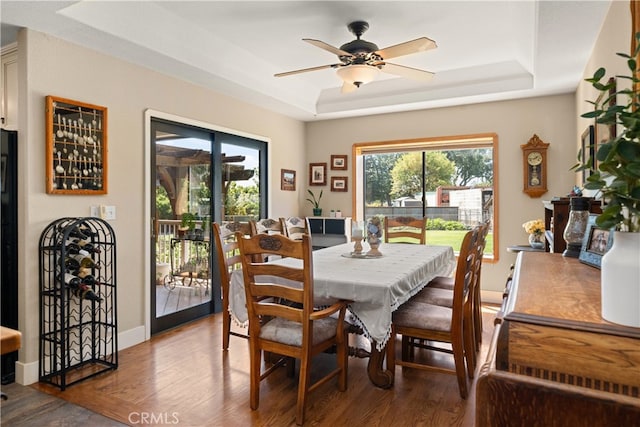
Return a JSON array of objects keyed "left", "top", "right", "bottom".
[{"left": 521, "top": 134, "right": 549, "bottom": 198}]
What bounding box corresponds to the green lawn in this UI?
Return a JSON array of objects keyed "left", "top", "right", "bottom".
[{"left": 419, "top": 230, "right": 493, "bottom": 254}]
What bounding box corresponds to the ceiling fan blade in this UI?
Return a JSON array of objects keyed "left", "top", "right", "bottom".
[
  {"left": 341, "top": 81, "right": 358, "bottom": 94},
  {"left": 380, "top": 62, "right": 435, "bottom": 81},
  {"left": 304, "top": 38, "right": 353, "bottom": 58},
  {"left": 375, "top": 37, "right": 437, "bottom": 60},
  {"left": 274, "top": 63, "right": 340, "bottom": 77}
]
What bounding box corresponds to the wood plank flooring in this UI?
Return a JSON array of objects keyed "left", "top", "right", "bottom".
[{"left": 6, "top": 305, "right": 499, "bottom": 426}]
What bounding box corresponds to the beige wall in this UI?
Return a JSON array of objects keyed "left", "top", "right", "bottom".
[
  {"left": 306, "top": 94, "right": 577, "bottom": 293},
  {"left": 16, "top": 29, "right": 305, "bottom": 383}
]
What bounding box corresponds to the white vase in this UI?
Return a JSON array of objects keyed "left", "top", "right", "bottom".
[{"left": 601, "top": 231, "right": 640, "bottom": 327}]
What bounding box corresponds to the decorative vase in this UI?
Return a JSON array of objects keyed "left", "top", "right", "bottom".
[
  {"left": 528, "top": 233, "right": 544, "bottom": 249},
  {"left": 367, "top": 235, "right": 382, "bottom": 257},
  {"left": 312, "top": 208, "right": 322, "bottom": 216},
  {"left": 601, "top": 231, "right": 640, "bottom": 327}
]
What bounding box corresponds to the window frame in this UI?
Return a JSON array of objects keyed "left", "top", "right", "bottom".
[{"left": 352, "top": 133, "right": 499, "bottom": 262}]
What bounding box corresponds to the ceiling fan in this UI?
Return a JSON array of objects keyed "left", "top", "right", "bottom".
[{"left": 275, "top": 21, "right": 437, "bottom": 93}]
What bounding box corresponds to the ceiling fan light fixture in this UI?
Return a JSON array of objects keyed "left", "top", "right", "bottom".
[{"left": 336, "top": 64, "right": 380, "bottom": 88}]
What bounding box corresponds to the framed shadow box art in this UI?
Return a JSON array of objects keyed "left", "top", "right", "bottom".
[
  {"left": 45, "top": 96, "right": 108, "bottom": 194},
  {"left": 579, "top": 214, "right": 614, "bottom": 269},
  {"left": 580, "top": 125, "right": 595, "bottom": 183}
]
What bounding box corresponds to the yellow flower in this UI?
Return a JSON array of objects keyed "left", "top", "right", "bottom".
[{"left": 522, "top": 219, "right": 545, "bottom": 235}]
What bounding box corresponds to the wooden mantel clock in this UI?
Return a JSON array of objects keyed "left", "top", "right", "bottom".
[{"left": 521, "top": 134, "right": 549, "bottom": 198}]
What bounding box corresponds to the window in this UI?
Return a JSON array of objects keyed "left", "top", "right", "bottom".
[{"left": 353, "top": 133, "right": 498, "bottom": 260}]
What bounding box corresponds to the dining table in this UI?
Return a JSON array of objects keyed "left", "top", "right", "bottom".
[{"left": 229, "top": 241, "right": 456, "bottom": 388}]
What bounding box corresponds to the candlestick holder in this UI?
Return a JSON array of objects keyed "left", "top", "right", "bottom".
[{"left": 352, "top": 236, "right": 364, "bottom": 255}]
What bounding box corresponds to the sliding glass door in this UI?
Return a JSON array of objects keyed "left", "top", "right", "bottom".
[{"left": 150, "top": 118, "right": 266, "bottom": 334}]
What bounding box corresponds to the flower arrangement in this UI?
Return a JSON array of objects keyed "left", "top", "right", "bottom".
[
  {"left": 367, "top": 217, "right": 383, "bottom": 241},
  {"left": 522, "top": 219, "right": 545, "bottom": 235}
]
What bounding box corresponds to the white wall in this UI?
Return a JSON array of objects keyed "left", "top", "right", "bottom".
[{"left": 16, "top": 29, "right": 305, "bottom": 383}]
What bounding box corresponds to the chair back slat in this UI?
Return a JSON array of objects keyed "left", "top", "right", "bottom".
[
  {"left": 237, "top": 233, "right": 314, "bottom": 322},
  {"left": 383, "top": 216, "right": 427, "bottom": 244}
]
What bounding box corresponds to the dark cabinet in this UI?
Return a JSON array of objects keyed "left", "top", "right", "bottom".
[{"left": 307, "top": 217, "right": 351, "bottom": 249}]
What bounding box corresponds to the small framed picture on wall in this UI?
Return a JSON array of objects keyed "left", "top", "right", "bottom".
[
  {"left": 331, "top": 155, "right": 348, "bottom": 170},
  {"left": 281, "top": 169, "right": 296, "bottom": 191},
  {"left": 309, "top": 163, "right": 327, "bottom": 186},
  {"left": 331, "top": 176, "right": 348, "bottom": 192}
]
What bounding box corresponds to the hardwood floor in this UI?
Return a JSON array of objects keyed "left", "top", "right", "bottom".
[{"left": 9, "top": 305, "right": 498, "bottom": 426}]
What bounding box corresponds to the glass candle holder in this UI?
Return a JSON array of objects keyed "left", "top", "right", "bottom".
[{"left": 563, "top": 197, "right": 590, "bottom": 258}]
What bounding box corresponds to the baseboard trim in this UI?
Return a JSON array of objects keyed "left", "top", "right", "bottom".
[
  {"left": 16, "top": 326, "right": 147, "bottom": 385},
  {"left": 481, "top": 289, "right": 503, "bottom": 305}
]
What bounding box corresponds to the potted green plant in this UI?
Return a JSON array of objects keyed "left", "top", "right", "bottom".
[
  {"left": 306, "top": 189, "right": 323, "bottom": 216},
  {"left": 180, "top": 212, "right": 196, "bottom": 238},
  {"left": 574, "top": 33, "right": 640, "bottom": 327}
]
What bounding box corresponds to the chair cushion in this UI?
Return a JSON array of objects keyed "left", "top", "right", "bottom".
[
  {"left": 392, "top": 301, "right": 452, "bottom": 333},
  {"left": 411, "top": 287, "right": 453, "bottom": 307},
  {"left": 427, "top": 276, "right": 454, "bottom": 290},
  {"left": 260, "top": 316, "right": 340, "bottom": 346}
]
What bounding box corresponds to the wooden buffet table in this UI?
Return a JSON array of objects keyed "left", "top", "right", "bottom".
[{"left": 476, "top": 252, "right": 640, "bottom": 426}]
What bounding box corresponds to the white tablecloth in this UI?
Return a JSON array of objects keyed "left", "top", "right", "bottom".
[{"left": 229, "top": 242, "right": 456, "bottom": 350}]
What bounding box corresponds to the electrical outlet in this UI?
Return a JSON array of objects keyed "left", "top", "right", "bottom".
[{"left": 90, "top": 206, "right": 100, "bottom": 217}]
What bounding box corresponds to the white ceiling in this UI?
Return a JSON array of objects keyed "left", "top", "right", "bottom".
[{"left": 1, "top": 1, "right": 612, "bottom": 121}]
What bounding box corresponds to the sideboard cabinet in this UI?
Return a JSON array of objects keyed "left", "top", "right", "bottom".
[
  {"left": 307, "top": 217, "right": 351, "bottom": 249},
  {"left": 476, "top": 252, "right": 640, "bottom": 426}
]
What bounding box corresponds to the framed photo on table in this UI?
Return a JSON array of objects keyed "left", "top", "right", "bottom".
[
  {"left": 309, "top": 162, "right": 326, "bottom": 186},
  {"left": 331, "top": 155, "right": 347, "bottom": 170},
  {"left": 579, "top": 214, "right": 614, "bottom": 268},
  {"left": 281, "top": 169, "right": 296, "bottom": 191},
  {"left": 331, "top": 176, "right": 348, "bottom": 192}
]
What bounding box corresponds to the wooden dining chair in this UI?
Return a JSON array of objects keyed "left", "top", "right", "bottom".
[
  {"left": 407, "top": 223, "right": 487, "bottom": 377},
  {"left": 249, "top": 218, "right": 284, "bottom": 236},
  {"left": 386, "top": 227, "right": 478, "bottom": 399},
  {"left": 236, "top": 232, "right": 350, "bottom": 426},
  {"left": 212, "top": 222, "right": 249, "bottom": 350},
  {"left": 383, "top": 216, "right": 427, "bottom": 244},
  {"left": 420, "top": 221, "right": 490, "bottom": 354},
  {"left": 280, "top": 216, "right": 310, "bottom": 241}
]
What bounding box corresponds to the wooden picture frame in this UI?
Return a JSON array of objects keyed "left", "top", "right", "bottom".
[
  {"left": 331, "top": 154, "right": 348, "bottom": 170},
  {"left": 46, "top": 96, "right": 108, "bottom": 194},
  {"left": 594, "top": 77, "right": 616, "bottom": 170},
  {"left": 580, "top": 125, "right": 595, "bottom": 183},
  {"left": 280, "top": 169, "right": 296, "bottom": 191},
  {"left": 309, "top": 162, "right": 327, "bottom": 186},
  {"left": 579, "top": 214, "right": 614, "bottom": 269},
  {"left": 331, "top": 176, "right": 348, "bottom": 192}
]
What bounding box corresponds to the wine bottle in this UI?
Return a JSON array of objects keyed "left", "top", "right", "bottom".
[
  {"left": 61, "top": 272, "right": 82, "bottom": 290},
  {"left": 60, "top": 272, "right": 102, "bottom": 301},
  {"left": 66, "top": 237, "right": 101, "bottom": 254},
  {"left": 69, "top": 250, "right": 100, "bottom": 269},
  {"left": 64, "top": 257, "right": 81, "bottom": 273},
  {"left": 64, "top": 242, "right": 82, "bottom": 255},
  {"left": 74, "top": 283, "right": 102, "bottom": 302},
  {"left": 67, "top": 227, "right": 89, "bottom": 240}
]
